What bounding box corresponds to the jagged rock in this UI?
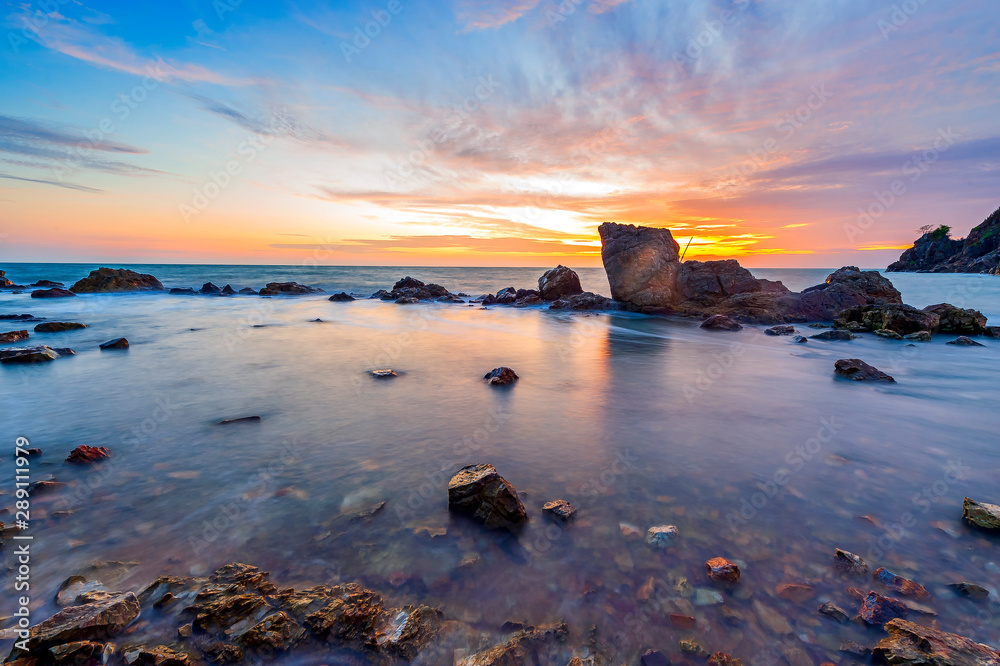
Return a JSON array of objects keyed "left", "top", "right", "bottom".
[
  {"left": 705, "top": 557, "right": 740, "bottom": 584},
  {"left": 200, "top": 282, "right": 222, "bottom": 295},
  {"left": 448, "top": 463, "right": 528, "bottom": 529},
  {"left": 122, "top": 645, "right": 191, "bottom": 665},
  {"left": 237, "top": 610, "right": 305, "bottom": 653},
  {"left": 0, "top": 346, "right": 61, "bottom": 363},
  {"left": 963, "top": 497, "right": 1000, "bottom": 530},
  {"left": 701, "top": 314, "right": 743, "bottom": 331},
  {"left": 538, "top": 265, "right": 583, "bottom": 300},
  {"left": 888, "top": 206, "right": 1000, "bottom": 273},
  {"left": 542, "top": 499, "right": 577, "bottom": 522},
  {"left": 66, "top": 446, "right": 111, "bottom": 465},
  {"left": 949, "top": 583, "right": 990, "bottom": 600},
  {"left": 100, "top": 338, "right": 129, "bottom": 350},
  {"left": 258, "top": 282, "right": 323, "bottom": 295},
  {"left": 484, "top": 367, "right": 518, "bottom": 385},
  {"left": 818, "top": 602, "right": 849, "bottom": 623},
  {"left": 811, "top": 329, "right": 855, "bottom": 341},
  {"left": 47, "top": 640, "right": 116, "bottom": 664},
  {"left": 221, "top": 285, "right": 236, "bottom": 295},
  {"left": 874, "top": 618, "right": 1000, "bottom": 664},
  {"left": 31, "top": 280, "right": 64, "bottom": 287},
  {"left": 765, "top": 325, "right": 795, "bottom": 335},
  {"left": 458, "top": 622, "right": 568, "bottom": 666},
  {"left": 859, "top": 591, "right": 908, "bottom": 625},
  {"left": 71, "top": 268, "right": 163, "bottom": 293},
  {"left": 834, "top": 548, "right": 869, "bottom": 576},
  {"left": 647, "top": 525, "right": 679, "bottom": 548},
  {"left": 873, "top": 568, "right": 929, "bottom": 599},
  {"left": 835, "top": 303, "right": 939, "bottom": 335},
  {"left": 834, "top": 359, "right": 895, "bottom": 382},
  {"left": 839, "top": 641, "right": 871, "bottom": 658},
  {"left": 947, "top": 336, "right": 984, "bottom": 346},
  {"left": 31, "top": 287, "right": 76, "bottom": 298},
  {"left": 395, "top": 296, "right": 419, "bottom": 304},
  {"left": 55, "top": 576, "right": 109, "bottom": 607},
  {"left": 328, "top": 292, "right": 355, "bottom": 302},
  {"left": 0, "top": 330, "right": 29, "bottom": 343},
  {"left": 10, "top": 593, "right": 140, "bottom": 657},
  {"left": 923, "top": 303, "right": 989, "bottom": 335},
  {"left": 792, "top": 266, "right": 902, "bottom": 320},
  {"left": 34, "top": 322, "right": 87, "bottom": 333},
  {"left": 904, "top": 331, "right": 931, "bottom": 341}
]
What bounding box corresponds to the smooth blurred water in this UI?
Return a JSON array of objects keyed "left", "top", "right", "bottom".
[{"left": 1, "top": 264, "right": 999, "bottom": 664}]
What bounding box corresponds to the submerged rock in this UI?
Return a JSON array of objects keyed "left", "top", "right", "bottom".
[
  {"left": 859, "top": 591, "right": 908, "bottom": 625},
  {"left": 874, "top": 618, "right": 1000, "bottom": 665},
  {"left": 34, "top": 322, "right": 88, "bottom": 333},
  {"left": 31, "top": 287, "right": 76, "bottom": 298},
  {"left": 834, "top": 358, "right": 895, "bottom": 382},
  {"left": 0, "top": 330, "right": 28, "bottom": 343},
  {"left": 448, "top": 463, "right": 528, "bottom": 529},
  {"left": 328, "top": 292, "right": 355, "bottom": 302},
  {"left": 646, "top": 525, "right": 679, "bottom": 548},
  {"left": 218, "top": 416, "right": 262, "bottom": 425},
  {"left": 30, "top": 280, "right": 64, "bottom": 287},
  {"left": 66, "top": 445, "right": 111, "bottom": 465},
  {"left": 834, "top": 548, "right": 869, "bottom": 577},
  {"left": 10, "top": 592, "right": 140, "bottom": 658},
  {"left": 949, "top": 582, "right": 990, "bottom": 600},
  {"left": 818, "top": 601, "right": 849, "bottom": 623},
  {"left": 258, "top": 282, "right": 323, "bottom": 295},
  {"left": 0, "top": 346, "right": 61, "bottom": 363},
  {"left": 71, "top": 268, "right": 163, "bottom": 293},
  {"left": 542, "top": 499, "right": 577, "bottom": 522},
  {"left": 484, "top": 366, "right": 518, "bottom": 386},
  {"left": 705, "top": 557, "right": 740, "bottom": 584},
  {"left": 701, "top": 314, "right": 743, "bottom": 331},
  {"left": 765, "top": 325, "right": 795, "bottom": 335},
  {"left": 538, "top": 265, "right": 583, "bottom": 300},
  {"left": 873, "top": 567, "right": 929, "bottom": 599},
  {"left": 963, "top": 497, "right": 1000, "bottom": 530},
  {"left": 100, "top": 338, "right": 129, "bottom": 350},
  {"left": 947, "top": 335, "right": 985, "bottom": 346}
]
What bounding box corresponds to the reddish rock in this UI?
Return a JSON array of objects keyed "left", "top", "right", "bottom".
[
  {"left": 859, "top": 591, "right": 908, "bottom": 625},
  {"left": 875, "top": 618, "right": 1000, "bottom": 665},
  {"left": 707, "top": 652, "right": 744, "bottom": 666},
  {"left": 537, "top": 265, "right": 583, "bottom": 300},
  {"left": 66, "top": 446, "right": 111, "bottom": 465},
  {"left": 873, "top": 567, "right": 929, "bottom": 599},
  {"left": 705, "top": 557, "right": 740, "bottom": 584},
  {"left": 71, "top": 268, "right": 163, "bottom": 293},
  {"left": 0, "top": 330, "right": 29, "bottom": 343},
  {"left": 776, "top": 583, "right": 814, "bottom": 602},
  {"left": 669, "top": 613, "right": 697, "bottom": 629}
]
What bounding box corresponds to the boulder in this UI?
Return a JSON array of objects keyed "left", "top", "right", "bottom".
[
  {"left": 874, "top": 618, "right": 1000, "bottom": 665},
  {"left": 484, "top": 367, "right": 518, "bottom": 385},
  {"left": 834, "top": 359, "right": 895, "bottom": 382},
  {"left": 859, "top": 591, "right": 908, "bottom": 625},
  {"left": 599, "top": 222, "right": 682, "bottom": 306},
  {"left": 328, "top": 292, "right": 355, "bottom": 302},
  {"left": 200, "top": 282, "right": 222, "bottom": 295},
  {"left": 221, "top": 284, "right": 236, "bottom": 295},
  {"left": 31, "top": 287, "right": 76, "bottom": 298},
  {"left": 834, "top": 303, "right": 938, "bottom": 335},
  {"left": 701, "top": 314, "right": 742, "bottom": 331},
  {"left": 538, "top": 265, "right": 583, "bottom": 300},
  {"left": 34, "top": 322, "right": 88, "bottom": 333},
  {"left": 963, "top": 497, "right": 1000, "bottom": 530},
  {"left": 259, "top": 282, "right": 323, "bottom": 295},
  {"left": 100, "top": 338, "right": 129, "bottom": 350},
  {"left": 548, "top": 292, "right": 611, "bottom": 310},
  {"left": 393, "top": 276, "right": 424, "bottom": 290},
  {"left": 947, "top": 336, "right": 985, "bottom": 346},
  {"left": 0, "top": 330, "right": 29, "bottom": 343},
  {"left": 707, "top": 653, "right": 744, "bottom": 666},
  {"left": 11, "top": 593, "right": 140, "bottom": 656},
  {"left": 71, "top": 268, "right": 163, "bottom": 293},
  {"left": 66, "top": 445, "right": 112, "bottom": 465},
  {"left": 679, "top": 259, "right": 763, "bottom": 303},
  {"left": 448, "top": 463, "right": 528, "bottom": 528},
  {"left": 923, "top": 303, "right": 988, "bottom": 335},
  {"left": 705, "top": 557, "right": 740, "bottom": 584},
  {"left": 788, "top": 266, "right": 902, "bottom": 321}
]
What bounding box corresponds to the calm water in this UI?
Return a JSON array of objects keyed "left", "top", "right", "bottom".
[{"left": 1, "top": 264, "right": 999, "bottom": 664}]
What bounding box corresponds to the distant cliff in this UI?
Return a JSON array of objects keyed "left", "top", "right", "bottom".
[{"left": 887, "top": 206, "right": 1000, "bottom": 273}]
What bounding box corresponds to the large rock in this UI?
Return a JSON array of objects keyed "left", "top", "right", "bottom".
[
  {"left": 0, "top": 330, "right": 29, "bottom": 343},
  {"left": 963, "top": 497, "right": 1000, "bottom": 531},
  {"left": 458, "top": 622, "right": 568, "bottom": 666},
  {"left": 835, "top": 303, "right": 939, "bottom": 335},
  {"left": 537, "top": 265, "right": 583, "bottom": 300},
  {"left": 678, "top": 259, "right": 764, "bottom": 303},
  {"left": 874, "top": 618, "right": 1000, "bottom": 664},
  {"left": 12, "top": 593, "right": 140, "bottom": 656},
  {"left": 258, "top": 282, "right": 323, "bottom": 295},
  {"left": 834, "top": 358, "right": 896, "bottom": 382},
  {"left": 31, "top": 287, "right": 76, "bottom": 298},
  {"left": 0, "top": 270, "right": 12, "bottom": 287},
  {"left": 888, "top": 206, "right": 1000, "bottom": 273},
  {"left": 71, "top": 268, "right": 163, "bottom": 293},
  {"left": 0, "top": 346, "right": 66, "bottom": 363},
  {"left": 34, "top": 322, "right": 88, "bottom": 333},
  {"left": 448, "top": 463, "right": 528, "bottom": 528},
  {"left": 599, "top": 222, "right": 682, "bottom": 306},
  {"left": 923, "top": 303, "right": 989, "bottom": 335},
  {"left": 791, "top": 266, "right": 901, "bottom": 321}
]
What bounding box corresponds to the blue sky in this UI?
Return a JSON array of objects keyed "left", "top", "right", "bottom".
[{"left": 1, "top": 0, "right": 998, "bottom": 265}]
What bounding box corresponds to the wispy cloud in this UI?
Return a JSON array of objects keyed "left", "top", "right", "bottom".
[{"left": 0, "top": 171, "right": 102, "bottom": 193}]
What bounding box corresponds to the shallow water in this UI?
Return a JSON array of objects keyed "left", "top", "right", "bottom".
[{"left": 1, "top": 264, "right": 999, "bottom": 664}]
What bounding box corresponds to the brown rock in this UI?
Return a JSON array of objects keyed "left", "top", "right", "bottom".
[
  {"left": 923, "top": 303, "right": 989, "bottom": 335},
  {"left": 706, "top": 557, "right": 740, "bottom": 584},
  {"left": 834, "top": 358, "right": 895, "bottom": 382},
  {"left": 599, "top": 222, "right": 682, "bottom": 307},
  {"left": 963, "top": 497, "right": 1000, "bottom": 530},
  {"left": 541, "top": 499, "right": 577, "bottom": 522},
  {"left": 0, "top": 330, "right": 29, "bottom": 343},
  {"left": 834, "top": 548, "right": 869, "bottom": 576},
  {"left": 15, "top": 593, "right": 140, "bottom": 654},
  {"left": 66, "top": 446, "right": 111, "bottom": 465},
  {"left": 257, "top": 282, "right": 323, "bottom": 295},
  {"left": 700, "top": 314, "right": 743, "bottom": 331},
  {"left": 873, "top": 567, "right": 929, "bottom": 599},
  {"left": 776, "top": 583, "right": 813, "bottom": 602},
  {"left": 947, "top": 335, "right": 985, "bottom": 346},
  {"left": 669, "top": 613, "right": 696, "bottom": 630},
  {"left": 448, "top": 464, "right": 528, "bottom": 528},
  {"left": 457, "top": 622, "right": 568, "bottom": 666},
  {"left": 484, "top": 366, "right": 518, "bottom": 386},
  {"left": 707, "top": 652, "right": 744, "bottom": 666},
  {"left": 71, "top": 268, "right": 163, "bottom": 293},
  {"left": 33, "top": 322, "right": 88, "bottom": 333},
  {"left": 99, "top": 338, "right": 129, "bottom": 350},
  {"left": 859, "top": 591, "right": 908, "bottom": 625},
  {"left": 121, "top": 645, "right": 191, "bottom": 665},
  {"left": 538, "top": 265, "right": 583, "bottom": 300},
  {"left": 752, "top": 599, "right": 793, "bottom": 635},
  {"left": 874, "top": 618, "right": 1000, "bottom": 665},
  {"left": 835, "top": 303, "right": 939, "bottom": 335}
]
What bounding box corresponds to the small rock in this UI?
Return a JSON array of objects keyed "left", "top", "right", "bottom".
[
  {"left": 99, "top": 338, "right": 129, "bottom": 350},
  {"left": 873, "top": 567, "right": 929, "bottom": 599},
  {"left": 55, "top": 576, "right": 108, "bottom": 607},
  {"left": 811, "top": 329, "right": 856, "bottom": 340},
  {"left": 834, "top": 548, "right": 869, "bottom": 576},
  {"left": 693, "top": 588, "right": 724, "bottom": 606},
  {"left": 200, "top": 282, "right": 222, "bottom": 295},
  {"left": 680, "top": 639, "right": 709, "bottom": 658},
  {"left": 619, "top": 522, "right": 643, "bottom": 538},
  {"left": 258, "top": 282, "right": 323, "bottom": 295},
  {"left": 794, "top": 335, "right": 807, "bottom": 343},
  {"left": 66, "top": 445, "right": 111, "bottom": 465},
  {"left": 707, "top": 652, "right": 743, "bottom": 666},
  {"left": 218, "top": 416, "right": 262, "bottom": 425},
  {"left": 395, "top": 296, "right": 419, "bottom": 304},
  {"left": 949, "top": 582, "right": 989, "bottom": 600},
  {"left": 221, "top": 284, "right": 236, "bottom": 295},
  {"left": 371, "top": 369, "right": 397, "bottom": 378},
  {"left": 764, "top": 325, "right": 795, "bottom": 336},
  {"left": 646, "top": 525, "right": 679, "bottom": 548},
  {"left": 541, "top": 499, "right": 577, "bottom": 522},
  {"left": 700, "top": 314, "right": 742, "bottom": 331},
  {"left": 752, "top": 599, "right": 793, "bottom": 635},
  {"left": 350, "top": 501, "right": 386, "bottom": 522},
  {"left": 903, "top": 330, "right": 931, "bottom": 341},
  {"left": 484, "top": 367, "right": 518, "bottom": 385},
  {"left": 0, "top": 330, "right": 29, "bottom": 343},
  {"left": 833, "top": 358, "right": 895, "bottom": 382},
  {"left": 448, "top": 463, "right": 527, "bottom": 529},
  {"left": 705, "top": 557, "right": 740, "bottom": 584},
  {"left": 947, "top": 336, "right": 984, "bottom": 346},
  {"left": 839, "top": 641, "right": 870, "bottom": 658},
  {"left": 875, "top": 328, "right": 903, "bottom": 339},
  {"left": 669, "top": 613, "right": 696, "bottom": 629},
  {"left": 818, "top": 601, "right": 849, "bottom": 623},
  {"left": 859, "top": 590, "right": 908, "bottom": 625},
  {"left": 721, "top": 607, "right": 745, "bottom": 626},
  {"left": 329, "top": 292, "right": 355, "bottom": 302},
  {"left": 775, "top": 582, "right": 813, "bottom": 602},
  {"left": 640, "top": 649, "right": 670, "bottom": 666},
  {"left": 169, "top": 288, "right": 196, "bottom": 295},
  {"left": 963, "top": 497, "right": 1000, "bottom": 530}
]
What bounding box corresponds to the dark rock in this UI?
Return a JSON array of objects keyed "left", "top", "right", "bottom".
[
  {"left": 947, "top": 335, "right": 985, "bottom": 346},
  {"left": 31, "top": 480, "right": 67, "bottom": 494},
  {"left": 218, "top": 416, "right": 262, "bottom": 425},
  {"left": 238, "top": 287, "right": 257, "bottom": 295},
  {"left": 834, "top": 548, "right": 869, "bottom": 577},
  {"left": 200, "top": 282, "right": 222, "bottom": 295},
  {"left": 47, "top": 641, "right": 116, "bottom": 664},
  {"left": 873, "top": 567, "right": 929, "bottom": 599},
  {"left": 700, "top": 314, "right": 743, "bottom": 331},
  {"left": 794, "top": 335, "right": 807, "bottom": 343},
  {"left": 705, "top": 557, "right": 740, "bottom": 584},
  {"left": 328, "top": 292, "right": 355, "bottom": 302},
  {"left": 834, "top": 359, "right": 895, "bottom": 382},
  {"left": 923, "top": 303, "right": 988, "bottom": 334},
  {"left": 963, "top": 497, "right": 1000, "bottom": 530},
  {"left": 437, "top": 294, "right": 465, "bottom": 303},
  {"left": 0, "top": 346, "right": 60, "bottom": 363},
  {"left": 448, "top": 463, "right": 528, "bottom": 529},
  {"left": 395, "top": 296, "right": 419, "bottom": 304},
  {"left": 100, "top": 338, "right": 129, "bottom": 350},
  {"left": 818, "top": 601, "right": 849, "bottom": 623},
  {"left": 903, "top": 330, "right": 931, "bottom": 341},
  {"left": 888, "top": 206, "right": 1000, "bottom": 274},
  {"left": 10, "top": 592, "right": 140, "bottom": 656},
  {"left": 641, "top": 649, "right": 670, "bottom": 666},
  {"left": 765, "top": 325, "right": 795, "bottom": 335},
  {"left": 169, "top": 288, "right": 196, "bottom": 295},
  {"left": 548, "top": 292, "right": 611, "bottom": 310},
  {"left": 987, "top": 325, "right": 1000, "bottom": 337},
  {"left": 371, "top": 369, "right": 397, "bottom": 378},
  {"left": 371, "top": 289, "right": 393, "bottom": 300},
  {"left": 221, "top": 285, "right": 236, "bottom": 295},
  {"left": 538, "top": 265, "right": 583, "bottom": 300},
  {"left": 393, "top": 276, "right": 424, "bottom": 290},
  {"left": 31, "top": 287, "right": 76, "bottom": 298},
  {"left": 835, "top": 303, "right": 939, "bottom": 335},
  {"left": 859, "top": 591, "right": 908, "bottom": 625},
  {"left": 34, "top": 322, "right": 88, "bottom": 333},
  {"left": 542, "top": 499, "right": 577, "bottom": 522},
  {"left": 0, "top": 314, "right": 37, "bottom": 320},
  {"left": 66, "top": 445, "right": 111, "bottom": 465},
  {"left": 789, "top": 266, "right": 902, "bottom": 321},
  {"left": 0, "top": 270, "right": 13, "bottom": 287},
  {"left": 258, "top": 282, "right": 323, "bottom": 295},
  {"left": 874, "top": 618, "right": 1000, "bottom": 664},
  {"left": 949, "top": 582, "right": 990, "bottom": 600},
  {"left": 0, "top": 330, "right": 29, "bottom": 343},
  {"left": 810, "top": 330, "right": 856, "bottom": 341},
  {"left": 71, "top": 268, "right": 163, "bottom": 293},
  {"left": 839, "top": 641, "right": 870, "bottom": 658},
  {"left": 350, "top": 501, "right": 386, "bottom": 522},
  {"left": 30, "top": 280, "right": 64, "bottom": 287},
  {"left": 484, "top": 366, "right": 518, "bottom": 385}
]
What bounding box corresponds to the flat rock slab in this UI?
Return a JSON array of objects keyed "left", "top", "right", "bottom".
[
  {"left": 17, "top": 592, "right": 140, "bottom": 653},
  {"left": 834, "top": 358, "right": 895, "bottom": 382},
  {"left": 874, "top": 618, "right": 1000, "bottom": 665},
  {"left": 963, "top": 497, "right": 1000, "bottom": 530},
  {"left": 448, "top": 463, "right": 527, "bottom": 529}
]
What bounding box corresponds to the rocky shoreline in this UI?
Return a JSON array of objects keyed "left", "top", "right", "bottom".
[{"left": 887, "top": 206, "right": 1000, "bottom": 274}]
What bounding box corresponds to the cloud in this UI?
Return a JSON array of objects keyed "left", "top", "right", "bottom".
[
  {"left": 183, "top": 94, "right": 345, "bottom": 146},
  {"left": 0, "top": 172, "right": 101, "bottom": 193},
  {"left": 273, "top": 234, "right": 599, "bottom": 255},
  {"left": 455, "top": 0, "right": 541, "bottom": 30}
]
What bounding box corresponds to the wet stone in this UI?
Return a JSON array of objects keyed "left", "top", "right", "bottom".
[
  {"left": 817, "top": 601, "right": 849, "bottom": 623},
  {"left": 949, "top": 582, "right": 989, "bottom": 600},
  {"left": 963, "top": 497, "right": 1000, "bottom": 530},
  {"left": 859, "top": 591, "right": 908, "bottom": 625},
  {"left": 542, "top": 499, "right": 577, "bottom": 522},
  {"left": 705, "top": 557, "right": 740, "bottom": 584},
  {"left": 640, "top": 649, "right": 670, "bottom": 666},
  {"left": 873, "top": 567, "right": 929, "bottom": 599},
  {"left": 833, "top": 548, "right": 869, "bottom": 577},
  {"left": 646, "top": 525, "right": 679, "bottom": 548}
]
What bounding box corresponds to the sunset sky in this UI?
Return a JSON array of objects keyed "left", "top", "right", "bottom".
[{"left": 1, "top": 0, "right": 998, "bottom": 267}]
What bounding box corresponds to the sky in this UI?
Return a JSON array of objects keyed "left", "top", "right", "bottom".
[{"left": 1, "top": 0, "right": 998, "bottom": 267}]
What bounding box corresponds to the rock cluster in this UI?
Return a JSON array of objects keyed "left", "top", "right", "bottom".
[
  {"left": 888, "top": 206, "right": 1000, "bottom": 273},
  {"left": 874, "top": 619, "right": 1000, "bottom": 664}
]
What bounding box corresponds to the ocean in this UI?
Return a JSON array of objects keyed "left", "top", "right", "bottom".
[{"left": 1, "top": 263, "right": 999, "bottom": 663}]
